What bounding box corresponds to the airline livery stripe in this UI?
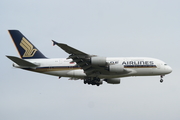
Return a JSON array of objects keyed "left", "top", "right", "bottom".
[
  {"left": 24, "top": 64, "right": 157, "bottom": 73},
  {"left": 24, "top": 66, "right": 81, "bottom": 72}
]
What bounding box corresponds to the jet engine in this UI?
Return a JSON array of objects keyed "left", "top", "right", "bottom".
[
  {"left": 104, "top": 78, "right": 121, "bottom": 84},
  {"left": 91, "top": 57, "right": 106, "bottom": 66},
  {"left": 108, "top": 64, "right": 124, "bottom": 73}
]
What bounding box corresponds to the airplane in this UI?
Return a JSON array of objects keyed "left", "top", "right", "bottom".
[{"left": 6, "top": 30, "right": 172, "bottom": 86}]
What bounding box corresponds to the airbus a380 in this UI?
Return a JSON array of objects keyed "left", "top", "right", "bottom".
[{"left": 6, "top": 30, "right": 172, "bottom": 86}]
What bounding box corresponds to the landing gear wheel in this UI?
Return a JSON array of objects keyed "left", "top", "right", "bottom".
[
  {"left": 160, "top": 75, "right": 164, "bottom": 83},
  {"left": 84, "top": 80, "right": 86, "bottom": 84},
  {"left": 160, "top": 79, "right": 163, "bottom": 83}
]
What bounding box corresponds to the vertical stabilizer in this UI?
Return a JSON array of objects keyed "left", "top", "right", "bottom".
[{"left": 8, "top": 30, "right": 46, "bottom": 59}]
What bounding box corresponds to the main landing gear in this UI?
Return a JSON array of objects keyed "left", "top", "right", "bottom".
[
  {"left": 160, "top": 75, "right": 164, "bottom": 83},
  {"left": 84, "top": 77, "right": 102, "bottom": 86}
]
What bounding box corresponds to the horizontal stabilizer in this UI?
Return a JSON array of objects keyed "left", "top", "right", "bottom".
[{"left": 6, "top": 56, "right": 38, "bottom": 67}]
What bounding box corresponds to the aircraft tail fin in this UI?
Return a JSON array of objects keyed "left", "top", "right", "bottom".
[{"left": 8, "top": 30, "right": 47, "bottom": 59}]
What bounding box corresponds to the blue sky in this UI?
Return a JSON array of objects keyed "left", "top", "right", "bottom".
[{"left": 1, "top": 0, "right": 180, "bottom": 120}]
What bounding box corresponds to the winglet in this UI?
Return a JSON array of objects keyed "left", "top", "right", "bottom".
[{"left": 52, "top": 40, "right": 58, "bottom": 46}]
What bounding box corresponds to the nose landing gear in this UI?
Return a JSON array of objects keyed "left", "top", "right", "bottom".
[{"left": 160, "top": 75, "right": 164, "bottom": 83}]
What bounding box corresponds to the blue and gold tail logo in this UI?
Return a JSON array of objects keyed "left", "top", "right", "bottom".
[{"left": 20, "top": 37, "right": 37, "bottom": 57}]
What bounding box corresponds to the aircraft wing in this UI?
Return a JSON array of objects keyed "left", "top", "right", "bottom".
[
  {"left": 52, "top": 40, "right": 88, "bottom": 56},
  {"left": 52, "top": 41, "right": 110, "bottom": 76}
]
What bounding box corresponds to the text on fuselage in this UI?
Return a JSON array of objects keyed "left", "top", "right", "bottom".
[{"left": 122, "top": 61, "right": 154, "bottom": 65}]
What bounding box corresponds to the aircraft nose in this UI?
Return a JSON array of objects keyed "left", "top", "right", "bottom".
[{"left": 166, "top": 66, "right": 172, "bottom": 74}]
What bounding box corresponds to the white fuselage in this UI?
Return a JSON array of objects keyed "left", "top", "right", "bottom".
[{"left": 16, "top": 57, "right": 172, "bottom": 79}]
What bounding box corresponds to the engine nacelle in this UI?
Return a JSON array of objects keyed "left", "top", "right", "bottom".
[
  {"left": 104, "top": 78, "right": 121, "bottom": 84},
  {"left": 108, "top": 64, "right": 124, "bottom": 73},
  {"left": 91, "top": 57, "right": 106, "bottom": 66}
]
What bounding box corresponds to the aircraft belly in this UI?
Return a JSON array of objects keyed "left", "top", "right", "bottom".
[
  {"left": 43, "top": 71, "right": 69, "bottom": 77},
  {"left": 43, "top": 69, "right": 86, "bottom": 78},
  {"left": 133, "top": 68, "right": 162, "bottom": 76},
  {"left": 66, "top": 70, "right": 86, "bottom": 77}
]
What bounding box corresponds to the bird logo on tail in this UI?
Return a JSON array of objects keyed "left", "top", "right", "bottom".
[{"left": 20, "top": 37, "right": 37, "bottom": 57}]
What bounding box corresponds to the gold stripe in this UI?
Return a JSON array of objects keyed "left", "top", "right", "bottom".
[{"left": 28, "top": 67, "right": 81, "bottom": 72}]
